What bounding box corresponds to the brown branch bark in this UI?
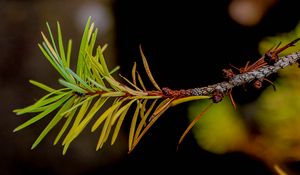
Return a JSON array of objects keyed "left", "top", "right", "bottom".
[{"left": 163, "top": 51, "right": 300, "bottom": 98}]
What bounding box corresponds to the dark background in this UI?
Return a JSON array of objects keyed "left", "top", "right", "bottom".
[{"left": 1, "top": 0, "right": 300, "bottom": 174}]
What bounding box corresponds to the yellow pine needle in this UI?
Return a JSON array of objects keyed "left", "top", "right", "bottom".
[
  {"left": 119, "top": 74, "right": 143, "bottom": 92},
  {"left": 128, "top": 101, "right": 141, "bottom": 151},
  {"left": 134, "top": 99, "right": 158, "bottom": 140},
  {"left": 96, "top": 115, "right": 112, "bottom": 151},
  {"left": 137, "top": 71, "right": 147, "bottom": 91},
  {"left": 177, "top": 102, "right": 213, "bottom": 150},
  {"left": 132, "top": 62, "right": 137, "bottom": 86},
  {"left": 129, "top": 98, "right": 173, "bottom": 153},
  {"left": 101, "top": 92, "right": 125, "bottom": 97},
  {"left": 96, "top": 107, "right": 116, "bottom": 150},
  {"left": 110, "top": 107, "right": 130, "bottom": 145},
  {"left": 110, "top": 99, "right": 137, "bottom": 125},
  {"left": 41, "top": 32, "right": 60, "bottom": 63},
  {"left": 139, "top": 99, "right": 147, "bottom": 120},
  {"left": 87, "top": 23, "right": 95, "bottom": 42},
  {"left": 92, "top": 98, "right": 127, "bottom": 132},
  {"left": 139, "top": 45, "right": 161, "bottom": 91},
  {"left": 62, "top": 99, "right": 92, "bottom": 146},
  {"left": 171, "top": 96, "right": 211, "bottom": 106},
  {"left": 149, "top": 98, "right": 173, "bottom": 122},
  {"left": 63, "top": 97, "right": 108, "bottom": 153},
  {"left": 53, "top": 107, "right": 77, "bottom": 145},
  {"left": 105, "top": 76, "right": 146, "bottom": 96},
  {"left": 102, "top": 43, "right": 108, "bottom": 52},
  {"left": 70, "top": 97, "right": 108, "bottom": 142}
]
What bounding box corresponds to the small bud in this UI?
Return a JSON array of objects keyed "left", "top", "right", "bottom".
[
  {"left": 264, "top": 52, "right": 278, "bottom": 65},
  {"left": 211, "top": 90, "right": 224, "bottom": 103},
  {"left": 253, "top": 80, "right": 262, "bottom": 89},
  {"left": 222, "top": 69, "right": 235, "bottom": 79}
]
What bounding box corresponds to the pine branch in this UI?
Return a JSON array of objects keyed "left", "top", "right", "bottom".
[
  {"left": 180, "top": 51, "right": 300, "bottom": 96},
  {"left": 13, "top": 17, "right": 300, "bottom": 155}
]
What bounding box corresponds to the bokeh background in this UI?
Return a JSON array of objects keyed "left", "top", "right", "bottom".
[{"left": 2, "top": 0, "right": 300, "bottom": 174}]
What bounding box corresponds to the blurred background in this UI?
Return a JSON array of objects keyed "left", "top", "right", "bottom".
[{"left": 2, "top": 0, "right": 300, "bottom": 174}]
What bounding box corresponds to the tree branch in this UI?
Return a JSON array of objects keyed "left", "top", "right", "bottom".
[{"left": 162, "top": 51, "right": 300, "bottom": 100}]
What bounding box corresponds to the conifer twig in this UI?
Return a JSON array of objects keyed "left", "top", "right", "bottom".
[{"left": 13, "top": 17, "right": 300, "bottom": 154}]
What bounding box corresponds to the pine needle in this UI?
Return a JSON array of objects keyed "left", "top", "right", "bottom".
[
  {"left": 177, "top": 102, "right": 213, "bottom": 150},
  {"left": 139, "top": 45, "right": 161, "bottom": 91}
]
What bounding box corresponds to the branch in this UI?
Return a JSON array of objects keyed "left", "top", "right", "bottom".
[
  {"left": 12, "top": 17, "right": 300, "bottom": 154},
  {"left": 192, "top": 51, "right": 299, "bottom": 95},
  {"left": 158, "top": 49, "right": 300, "bottom": 148}
]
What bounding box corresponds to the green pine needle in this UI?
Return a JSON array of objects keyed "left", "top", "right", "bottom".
[{"left": 13, "top": 16, "right": 209, "bottom": 154}]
